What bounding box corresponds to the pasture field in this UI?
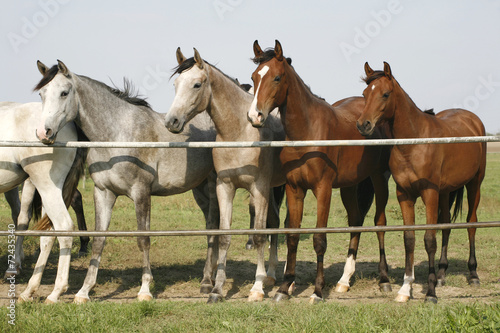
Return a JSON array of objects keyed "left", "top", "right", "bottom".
[{"left": 1, "top": 149, "right": 500, "bottom": 332}]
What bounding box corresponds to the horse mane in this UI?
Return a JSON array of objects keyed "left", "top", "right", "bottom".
[
  {"left": 363, "top": 70, "right": 434, "bottom": 116},
  {"left": 34, "top": 64, "right": 151, "bottom": 108},
  {"left": 171, "top": 57, "right": 250, "bottom": 94}
]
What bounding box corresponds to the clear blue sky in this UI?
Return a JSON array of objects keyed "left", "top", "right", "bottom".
[{"left": 2, "top": 0, "right": 499, "bottom": 134}]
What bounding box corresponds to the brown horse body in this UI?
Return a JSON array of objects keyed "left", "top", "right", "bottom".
[
  {"left": 248, "top": 40, "right": 391, "bottom": 303},
  {"left": 357, "top": 62, "right": 486, "bottom": 303}
]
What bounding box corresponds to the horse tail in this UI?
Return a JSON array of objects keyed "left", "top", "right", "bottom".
[
  {"left": 34, "top": 145, "right": 88, "bottom": 230},
  {"left": 272, "top": 184, "right": 286, "bottom": 208},
  {"left": 31, "top": 189, "right": 42, "bottom": 222},
  {"left": 450, "top": 187, "right": 464, "bottom": 223},
  {"left": 357, "top": 177, "right": 375, "bottom": 218}
]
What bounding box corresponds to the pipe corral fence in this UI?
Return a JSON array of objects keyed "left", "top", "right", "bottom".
[{"left": 1, "top": 135, "right": 500, "bottom": 238}]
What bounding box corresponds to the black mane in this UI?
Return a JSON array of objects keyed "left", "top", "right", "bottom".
[
  {"left": 251, "top": 48, "right": 292, "bottom": 65},
  {"left": 33, "top": 65, "right": 59, "bottom": 91}
]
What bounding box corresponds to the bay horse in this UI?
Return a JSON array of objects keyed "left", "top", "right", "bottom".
[
  {"left": 34, "top": 60, "right": 219, "bottom": 303},
  {"left": 0, "top": 101, "right": 86, "bottom": 303},
  {"left": 357, "top": 62, "right": 486, "bottom": 303},
  {"left": 165, "top": 48, "right": 286, "bottom": 302},
  {"left": 247, "top": 40, "right": 391, "bottom": 303},
  {"left": 4, "top": 181, "right": 89, "bottom": 279}
]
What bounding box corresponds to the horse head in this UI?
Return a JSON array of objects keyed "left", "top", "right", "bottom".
[
  {"left": 165, "top": 47, "right": 212, "bottom": 133},
  {"left": 35, "top": 60, "right": 79, "bottom": 144},
  {"left": 247, "top": 40, "right": 290, "bottom": 128},
  {"left": 357, "top": 62, "right": 396, "bottom": 136}
]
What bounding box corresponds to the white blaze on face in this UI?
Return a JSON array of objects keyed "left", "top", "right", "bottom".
[
  {"left": 248, "top": 65, "right": 269, "bottom": 122},
  {"left": 371, "top": 84, "right": 376, "bottom": 91}
]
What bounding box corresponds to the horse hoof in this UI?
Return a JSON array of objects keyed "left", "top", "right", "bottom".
[
  {"left": 44, "top": 298, "right": 56, "bottom": 305},
  {"left": 4, "top": 268, "right": 21, "bottom": 279},
  {"left": 245, "top": 242, "right": 254, "bottom": 250},
  {"left": 17, "top": 295, "right": 33, "bottom": 304},
  {"left": 425, "top": 296, "right": 438, "bottom": 304},
  {"left": 436, "top": 279, "right": 446, "bottom": 287},
  {"left": 288, "top": 281, "right": 296, "bottom": 294},
  {"left": 334, "top": 283, "right": 349, "bottom": 293},
  {"left": 309, "top": 294, "right": 324, "bottom": 304},
  {"left": 273, "top": 292, "right": 290, "bottom": 303},
  {"left": 74, "top": 296, "right": 89, "bottom": 304},
  {"left": 395, "top": 294, "right": 410, "bottom": 303},
  {"left": 264, "top": 276, "right": 276, "bottom": 287},
  {"left": 207, "top": 293, "right": 224, "bottom": 304},
  {"left": 200, "top": 284, "right": 213, "bottom": 294},
  {"left": 137, "top": 293, "right": 153, "bottom": 302},
  {"left": 248, "top": 291, "right": 264, "bottom": 302},
  {"left": 469, "top": 278, "right": 480, "bottom": 287},
  {"left": 379, "top": 283, "right": 392, "bottom": 292}
]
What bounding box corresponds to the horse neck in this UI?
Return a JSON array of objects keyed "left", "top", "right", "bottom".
[
  {"left": 279, "top": 64, "right": 333, "bottom": 140},
  {"left": 389, "top": 80, "right": 428, "bottom": 139},
  {"left": 74, "top": 76, "right": 141, "bottom": 141},
  {"left": 206, "top": 66, "right": 253, "bottom": 140}
]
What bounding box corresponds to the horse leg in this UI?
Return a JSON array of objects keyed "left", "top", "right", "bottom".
[
  {"left": 134, "top": 192, "right": 153, "bottom": 301},
  {"left": 208, "top": 180, "right": 235, "bottom": 303},
  {"left": 264, "top": 187, "right": 283, "bottom": 287},
  {"left": 273, "top": 184, "right": 305, "bottom": 302},
  {"left": 335, "top": 185, "right": 362, "bottom": 293},
  {"left": 248, "top": 187, "right": 270, "bottom": 302},
  {"left": 18, "top": 235, "right": 56, "bottom": 302},
  {"left": 192, "top": 177, "right": 220, "bottom": 294},
  {"left": 421, "top": 189, "right": 439, "bottom": 303},
  {"left": 5, "top": 187, "right": 20, "bottom": 226},
  {"left": 74, "top": 187, "right": 116, "bottom": 303},
  {"left": 71, "top": 189, "right": 90, "bottom": 256},
  {"left": 308, "top": 185, "right": 333, "bottom": 304},
  {"left": 5, "top": 186, "right": 24, "bottom": 278},
  {"left": 437, "top": 193, "right": 451, "bottom": 287},
  {"left": 372, "top": 173, "right": 391, "bottom": 291},
  {"left": 395, "top": 187, "right": 416, "bottom": 303},
  {"left": 465, "top": 175, "right": 483, "bottom": 286},
  {"left": 246, "top": 204, "right": 256, "bottom": 250}
]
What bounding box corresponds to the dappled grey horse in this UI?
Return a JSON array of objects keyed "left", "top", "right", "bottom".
[
  {"left": 34, "top": 60, "right": 219, "bottom": 303},
  {"left": 165, "top": 48, "right": 286, "bottom": 302}
]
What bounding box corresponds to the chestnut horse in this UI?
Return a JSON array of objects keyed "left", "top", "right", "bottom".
[
  {"left": 357, "top": 62, "right": 486, "bottom": 303},
  {"left": 247, "top": 40, "right": 391, "bottom": 303}
]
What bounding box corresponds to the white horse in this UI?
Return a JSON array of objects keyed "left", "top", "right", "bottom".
[{"left": 0, "top": 101, "right": 85, "bottom": 303}]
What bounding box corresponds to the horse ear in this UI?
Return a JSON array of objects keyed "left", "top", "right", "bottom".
[
  {"left": 253, "top": 40, "right": 263, "bottom": 58},
  {"left": 176, "top": 47, "right": 186, "bottom": 65},
  {"left": 383, "top": 62, "right": 392, "bottom": 79},
  {"left": 364, "top": 62, "right": 374, "bottom": 77},
  {"left": 274, "top": 40, "right": 284, "bottom": 61},
  {"left": 37, "top": 60, "right": 48, "bottom": 75},
  {"left": 193, "top": 48, "right": 204, "bottom": 69},
  {"left": 57, "top": 59, "right": 69, "bottom": 76}
]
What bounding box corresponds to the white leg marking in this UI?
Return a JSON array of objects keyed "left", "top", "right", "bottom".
[{"left": 337, "top": 255, "right": 356, "bottom": 287}]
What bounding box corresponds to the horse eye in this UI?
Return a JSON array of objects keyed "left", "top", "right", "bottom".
[
  {"left": 60, "top": 91, "right": 69, "bottom": 97},
  {"left": 193, "top": 83, "right": 202, "bottom": 89},
  {"left": 382, "top": 92, "right": 390, "bottom": 98},
  {"left": 274, "top": 75, "right": 281, "bottom": 82}
]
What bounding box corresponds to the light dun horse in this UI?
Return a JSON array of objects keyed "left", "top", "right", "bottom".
[
  {"left": 357, "top": 62, "right": 486, "bottom": 303},
  {"left": 165, "top": 48, "right": 286, "bottom": 302},
  {"left": 247, "top": 40, "right": 391, "bottom": 303},
  {"left": 0, "top": 101, "right": 85, "bottom": 303},
  {"left": 34, "top": 60, "right": 219, "bottom": 303}
]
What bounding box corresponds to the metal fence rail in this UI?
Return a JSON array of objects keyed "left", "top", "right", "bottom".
[{"left": 2, "top": 221, "right": 500, "bottom": 238}]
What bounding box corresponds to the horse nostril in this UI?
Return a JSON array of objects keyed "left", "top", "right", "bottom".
[{"left": 46, "top": 128, "right": 53, "bottom": 138}]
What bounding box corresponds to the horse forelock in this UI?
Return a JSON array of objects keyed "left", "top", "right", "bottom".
[
  {"left": 33, "top": 65, "right": 60, "bottom": 91},
  {"left": 363, "top": 70, "right": 387, "bottom": 86},
  {"left": 251, "top": 48, "right": 292, "bottom": 65}
]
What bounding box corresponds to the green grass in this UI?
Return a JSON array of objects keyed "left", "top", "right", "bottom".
[{"left": 0, "top": 154, "right": 499, "bottom": 332}]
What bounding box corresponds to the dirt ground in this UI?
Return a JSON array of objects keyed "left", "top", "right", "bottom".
[{"left": 488, "top": 142, "right": 500, "bottom": 153}]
